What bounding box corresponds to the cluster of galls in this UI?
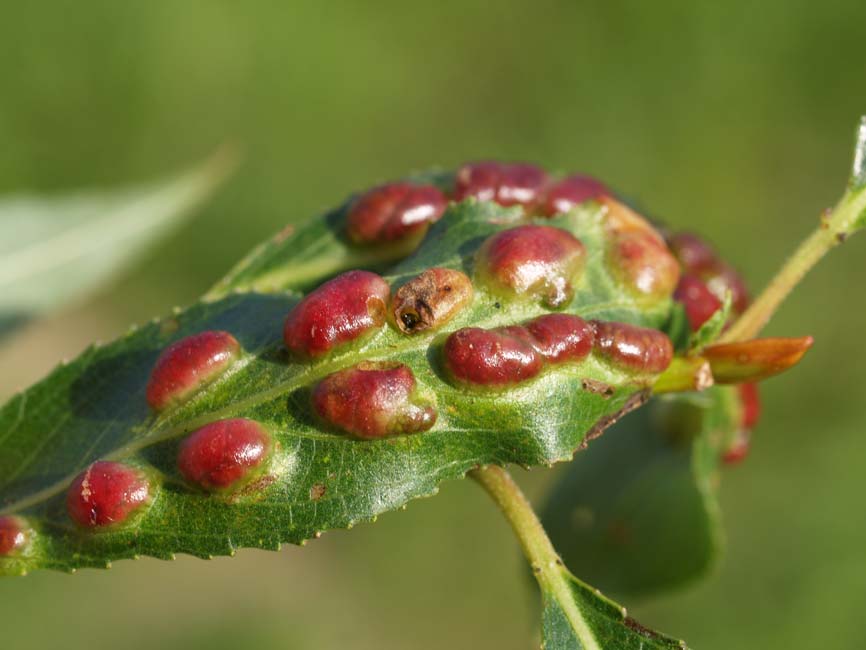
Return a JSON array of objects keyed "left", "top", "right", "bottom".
[
  {"left": 1, "top": 161, "right": 748, "bottom": 549},
  {"left": 444, "top": 316, "right": 672, "bottom": 389},
  {"left": 346, "top": 162, "right": 678, "bottom": 306},
  {"left": 345, "top": 162, "right": 610, "bottom": 245},
  {"left": 665, "top": 230, "right": 759, "bottom": 463},
  {"left": 54, "top": 331, "right": 274, "bottom": 533}
]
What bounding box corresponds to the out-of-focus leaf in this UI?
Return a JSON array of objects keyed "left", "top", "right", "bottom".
[
  {"left": 0, "top": 150, "right": 234, "bottom": 336},
  {"left": 541, "top": 387, "right": 739, "bottom": 599}
]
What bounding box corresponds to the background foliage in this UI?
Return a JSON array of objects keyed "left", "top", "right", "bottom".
[{"left": 1, "top": 2, "right": 865, "bottom": 648}]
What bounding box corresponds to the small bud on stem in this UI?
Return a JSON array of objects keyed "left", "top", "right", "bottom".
[{"left": 704, "top": 336, "right": 814, "bottom": 383}]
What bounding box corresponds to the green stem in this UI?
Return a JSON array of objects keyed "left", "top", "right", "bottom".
[
  {"left": 722, "top": 164, "right": 866, "bottom": 344},
  {"left": 470, "top": 465, "right": 601, "bottom": 650}
]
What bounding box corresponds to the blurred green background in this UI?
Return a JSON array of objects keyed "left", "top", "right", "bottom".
[{"left": 2, "top": 2, "right": 865, "bottom": 648}]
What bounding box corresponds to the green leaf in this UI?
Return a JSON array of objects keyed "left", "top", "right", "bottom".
[
  {"left": 688, "top": 291, "right": 732, "bottom": 352},
  {"left": 541, "top": 387, "right": 739, "bottom": 599},
  {"left": 0, "top": 150, "right": 234, "bottom": 337},
  {"left": 541, "top": 568, "right": 687, "bottom": 649},
  {"left": 0, "top": 193, "right": 675, "bottom": 576}
]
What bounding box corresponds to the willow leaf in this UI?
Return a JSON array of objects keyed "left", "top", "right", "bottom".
[{"left": 0, "top": 190, "right": 675, "bottom": 576}]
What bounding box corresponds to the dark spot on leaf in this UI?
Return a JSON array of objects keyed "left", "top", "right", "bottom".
[
  {"left": 230, "top": 474, "right": 277, "bottom": 502},
  {"left": 581, "top": 378, "right": 615, "bottom": 398},
  {"left": 310, "top": 484, "right": 327, "bottom": 501},
  {"left": 624, "top": 616, "right": 667, "bottom": 640}
]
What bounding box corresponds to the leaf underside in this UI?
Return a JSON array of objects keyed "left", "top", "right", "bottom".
[
  {"left": 0, "top": 175, "right": 674, "bottom": 579},
  {"left": 542, "top": 386, "right": 738, "bottom": 600}
]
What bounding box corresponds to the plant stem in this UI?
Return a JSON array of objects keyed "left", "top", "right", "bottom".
[
  {"left": 722, "top": 172, "right": 866, "bottom": 344},
  {"left": 470, "top": 465, "right": 601, "bottom": 650}
]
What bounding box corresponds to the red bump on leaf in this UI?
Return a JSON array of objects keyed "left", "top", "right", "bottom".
[
  {"left": 539, "top": 174, "right": 609, "bottom": 216},
  {"left": 611, "top": 232, "right": 681, "bottom": 298},
  {"left": 523, "top": 313, "right": 594, "bottom": 363},
  {"left": 312, "top": 363, "right": 436, "bottom": 439},
  {"left": 601, "top": 198, "right": 680, "bottom": 301},
  {"left": 67, "top": 461, "right": 152, "bottom": 528},
  {"left": 443, "top": 327, "right": 543, "bottom": 388},
  {"left": 283, "top": 270, "right": 390, "bottom": 359},
  {"left": 454, "top": 161, "right": 548, "bottom": 207},
  {"left": 591, "top": 321, "right": 674, "bottom": 374},
  {"left": 667, "top": 232, "right": 719, "bottom": 274},
  {"left": 146, "top": 330, "right": 241, "bottom": 411},
  {"left": 674, "top": 274, "right": 723, "bottom": 331},
  {"left": 178, "top": 418, "right": 272, "bottom": 491},
  {"left": 668, "top": 231, "right": 750, "bottom": 313},
  {"left": 702, "top": 263, "right": 750, "bottom": 314},
  {"left": 475, "top": 225, "right": 585, "bottom": 308},
  {"left": 0, "top": 516, "right": 28, "bottom": 556},
  {"left": 346, "top": 183, "right": 447, "bottom": 244}
]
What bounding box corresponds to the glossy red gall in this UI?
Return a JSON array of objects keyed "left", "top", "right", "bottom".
[
  {"left": 667, "top": 231, "right": 719, "bottom": 274},
  {"left": 540, "top": 174, "right": 609, "bottom": 216},
  {"left": 590, "top": 320, "right": 674, "bottom": 374},
  {"left": 674, "top": 274, "right": 723, "bottom": 331},
  {"left": 312, "top": 363, "right": 436, "bottom": 439},
  {"left": 178, "top": 418, "right": 273, "bottom": 491},
  {"left": 0, "top": 516, "right": 28, "bottom": 556},
  {"left": 454, "top": 161, "right": 547, "bottom": 207},
  {"left": 146, "top": 330, "right": 240, "bottom": 411},
  {"left": 475, "top": 225, "right": 585, "bottom": 308},
  {"left": 521, "top": 313, "right": 594, "bottom": 363},
  {"left": 443, "top": 327, "right": 543, "bottom": 388},
  {"left": 668, "top": 230, "right": 750, "bottom": 313},
  {"left": 346, "top": 182, "right": 447, "bottom": 244},
  {"left": 602, "top": 198, "right": 680, "bottom": 301},
  {"left": 67, "top": 461, "right": 152, "bottom": 528},
  {"left": 283, "top": 270, "right": 390, "bottom": 359},
  {"left": 702, "top": 263, "right": 750, "bottom": 314}
]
